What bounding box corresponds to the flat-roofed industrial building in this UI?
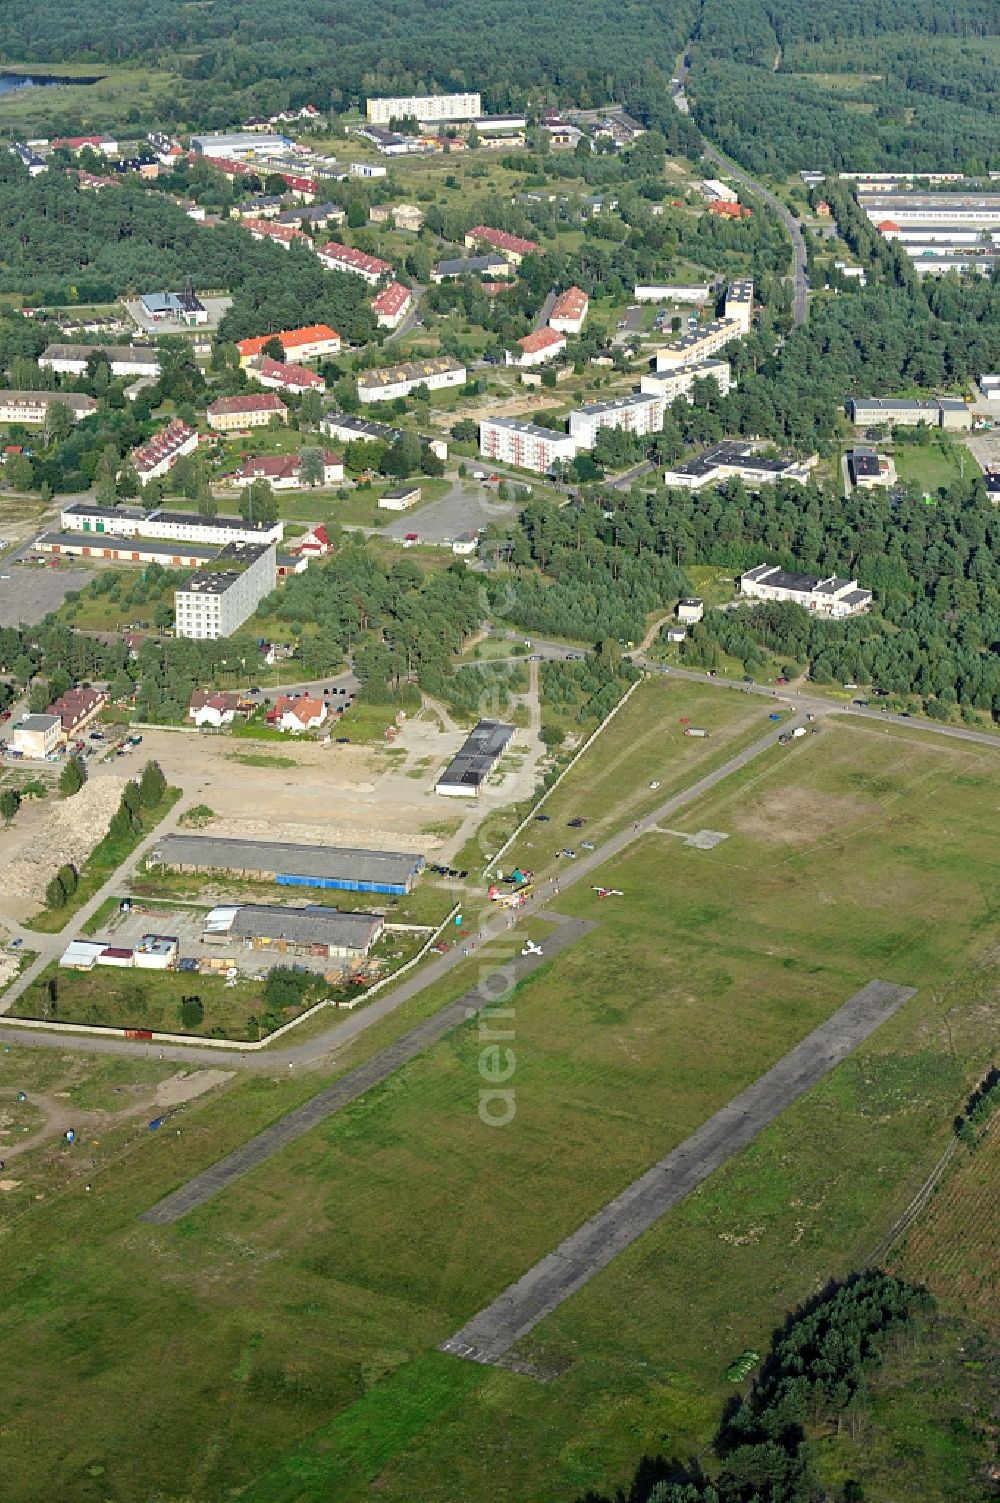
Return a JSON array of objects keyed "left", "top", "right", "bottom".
[{"left": 151, "top": 835, "right": 424, "bottom": 895}]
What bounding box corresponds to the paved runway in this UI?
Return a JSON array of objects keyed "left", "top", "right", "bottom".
[
  {"left": 139, "top": 915, "right": 594, "bottom": 1226},
  {"left": 439, "top": 979, "right": 916, "bottom": 1368}
]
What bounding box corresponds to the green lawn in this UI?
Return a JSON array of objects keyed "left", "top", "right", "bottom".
[
  {"left": 891, "top": 439, "right": 967, "bottom": 494},
  {"left": 1, "top": 722, "right": 997, "bottom": 1502}
]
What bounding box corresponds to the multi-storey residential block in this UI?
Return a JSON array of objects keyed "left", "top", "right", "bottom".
[{"left": 174, "top": 542, "right": 278, "bottom": 640}]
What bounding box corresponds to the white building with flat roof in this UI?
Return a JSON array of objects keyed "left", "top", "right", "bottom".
[
  {"left": 366, "top": 93, "right": 480, "bottom": 126},
  {"left": 655, "top": 318, "right": 742, "bottom": 371},
  {"left": 10, "top": 714, "right": 63, "bottom": 759},
  {"left": 174, "top": 542, "right": 277, "bottom": 640},
  {"left": 634, "top": 284, "right": 712, "bottom": 304},
  {"left": 724, "top": 279, "right": 754, "bottom": 334},
  {"left": 191, "top": 132, "right": 290, "bottom": 158},
  {"left": 640, "top": 358, "right": 732, "bottom": 402},
  {"left": 479, "top": 416, "right": 579, "bottom": 474},
  {"left": 568, "top": 392, "right": 665, "bottom": 448},
  {"left": 739, "top": 563, "right": 872, "bottom": 617}
]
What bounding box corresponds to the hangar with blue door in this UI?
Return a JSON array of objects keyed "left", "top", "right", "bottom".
[{"left": 150, "top": 834, "right": 424, "bottom": 895}]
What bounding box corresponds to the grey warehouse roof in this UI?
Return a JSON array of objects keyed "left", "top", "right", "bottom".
[
  {"left": 227, "top": 904, "right": 382, "bottom": 950},
  {"left": 153, "top": 834, "right": 424, "bottom": 884}
]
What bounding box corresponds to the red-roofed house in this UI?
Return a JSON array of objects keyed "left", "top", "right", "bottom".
[
  {"left": 48, "top": 686, "right": 107, "bottom": 734},
  {"left": 465, "top": 226, "right": 541, "bottom": 265},
  {"left": 877, "top": 220, "right": 901, "bottom": 237},
  {"left": 230, "top": 452, "right": 343, "bottom": 489},
  {"left": 509, "top": 327, "right": 567, "bottom": 367},
  {"left": 707, "top": 200, "right": 752, "bottom": 219},
  {"left": 77, "top": 170, "right": 121, "bottom": 192},
  {"left": 371, "top": 281, "right": 413, "bottom": 329},
  {"left": 188, "top": 689, "right": 244, "bottom": 728},
  {"left": 316, "top": 241, "right": 393, "bottom": 284},
  {"left": 53, "top": 134, "right": 118, "bottom": 155},
  {"left": 548, "top": 285, "right": 589, "bottom": 334},
  {"left": 236, "top": 323, "right": 341, "bottom": 366},
  {"left": 294, "top": 524, "right": 333, "bottom": 556},
  {"left": 268, "top": 694, "right": 328, "bottom": 732},
  {"left": 130, "top": 419, "right": 198, "bottom": 484},
  {"left": 277, "top": 174, "right": 319, "bottom": 200},
  {"left": 241, "top": 217, "right": 310, "bottom": 249},
  {"left": 206, "top": 392, "right": 289, "bottom": 432},
  {"left": 249, "top": 356, "right": 326, "bottom": 394}
]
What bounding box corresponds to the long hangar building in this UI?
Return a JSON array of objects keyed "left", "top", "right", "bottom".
[{"left": 151, "top": 836, "right": 424, "bottom": 896}]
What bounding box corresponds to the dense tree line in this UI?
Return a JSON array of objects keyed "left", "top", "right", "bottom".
[
  {"left": 487, "top": 503, "right": 688, "bottom": 643},
  {"left": 0, "top": 157, "right": 376, "bottom": 344},
  {"left": 580, "top": 1271, "right": 931, "bottom": 1503},
  {"left": 1, "top": 0, "right": 700, "bottom": 136},
  {"left": 688, "top": 0, "right": 1000, "bottom": 173}
]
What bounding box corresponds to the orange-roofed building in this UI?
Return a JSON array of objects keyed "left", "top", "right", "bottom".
[
  {"left": 548, "top": 285, "right": 589, "bottom": 334},
  {"left": 236, "top": 323, "right": 341, "bottom": 366},
  {"left": 509, "top": 327, "right": 567, "bottom": 367}
]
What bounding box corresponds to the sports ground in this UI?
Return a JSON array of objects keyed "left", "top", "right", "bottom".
[{"left": 1, "top": 691, "right": 998, "bottom": 1503}]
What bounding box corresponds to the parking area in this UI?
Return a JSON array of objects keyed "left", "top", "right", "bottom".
[
  {"left": 0, "top": 564, "right": 92, "bottom": 626},
  {"left": 380, "top": 481, "right": 517, "bottom": 544},
  {"left": 963, "top": 430, "right": 1000, "bottom": 472},
  {"left": 124, "top": 296, "right": 232, "bottom": 335}
]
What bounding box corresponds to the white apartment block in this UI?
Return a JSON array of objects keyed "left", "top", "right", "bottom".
[
  {"left": 0, "top": 390, "right": 97, "bottom": 424},
  {"left": 174, "top": 542, "right": 278, "bottom": 640},
  {"left": 39, "top": 343, "right": 161, "bottom": 379},
  {"left": 366, "top": 93, "right": 481, "bottom": 126},
  {"left": 568, "top": 392, "right": 665, "bottom": 448},
  {"left": 59, "top": 502, "right": 283, "bottom": 548},
  {"left": 633, "top": 284, "right": 712, "bottom": 304},
  {"left": 479, "top": 417, "right": 579, "bottom": 474},
  {"left": 739, "top": 564, "right": 872, "bottom": 618},
  {"left": 131, "top": 419, "right": 199, "bottom": 484},
  {"left": 357, "top": 357, "right": 466, "bottom": 403},
  {"left": 640, "top": 358, "right": 732, "bottom": 402},
  {"left": 723, "top": 279, "right": 754, "bottom": 334},
  {"left": 654, "top": 318, "right": 742, "bottom": 371}
]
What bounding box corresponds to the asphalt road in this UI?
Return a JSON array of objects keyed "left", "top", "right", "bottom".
[
  {"left": 673, "top": 43, "right": 808, "bottom": 327},
  {"left": 533, "top": 290, "right": 557, "bottom": 332},
  {"left": 701, "top": 139, "right": 808, "bottom": 326},
  {"left": 440, "top": 979, "right": 917, "bottom": 1367},
  {"left": 384, "top": 282, "right": 425, "bottom": 344},
  {"left": 139, "top": 915, "right": 595, "bottom": 1225}
]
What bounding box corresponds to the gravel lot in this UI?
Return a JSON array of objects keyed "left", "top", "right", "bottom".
[
  {"left": 380, "top": 481, "right": 517, "bottom": 544},
  {"left": 0, "top": 565, "right": 92, "bottom": 626}
]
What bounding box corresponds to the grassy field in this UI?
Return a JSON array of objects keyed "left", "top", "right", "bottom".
[
  {"left": 58, "top": 570, "right": 181, "bottom": 632},
  {"left": 892, "top": 1121, "right": 1000, "bottom": 1332},
  {"left": 504, "top": 674, "right": 782, "bottom": 875},
  {"left": 0, "top": 64, "right": 176, "bottom": 133},
  {"left": 1, "top": 719, "right": 997, "bottom": 1502},
  {"left": 891, "top": 439, "right": 967, "bottom": 494}
]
